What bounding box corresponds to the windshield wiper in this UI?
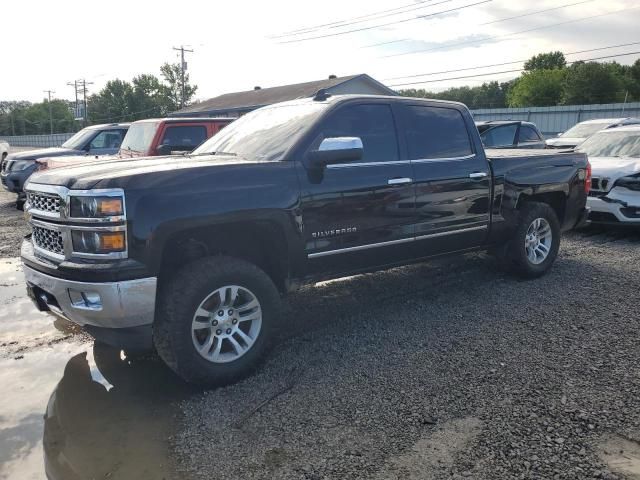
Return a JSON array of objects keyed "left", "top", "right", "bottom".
[{"left": 189, "top": 151, "right": 237, "bottom": 157}]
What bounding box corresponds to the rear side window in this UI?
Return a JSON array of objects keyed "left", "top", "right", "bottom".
[
  {"left": 402, "top": 106, "right": 473, "bottom": 159},
  {"left": 481, "top": 124, "right": 517, "bottom": 147},
  {"left": 519, "top": 125, "right": 541, "bottom": 142},
  {"left": 312, "top": 104, "right": 398, "bottom": 163},
  {"left": 161, "top": 125, "right": 208, "bottom": 149}
]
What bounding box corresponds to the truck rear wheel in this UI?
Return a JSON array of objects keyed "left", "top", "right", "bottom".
[
  {"left": 154, "top": 256, "right": 281, "bottom": 386},
  {"left": 504, "top": 202, "right": 561, "bottom": 278}
]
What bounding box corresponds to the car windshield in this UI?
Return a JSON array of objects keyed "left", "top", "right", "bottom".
[
  {"left": 576, "top": 131, "right": 640, "bottom": 158},
  {"left": 120, "top": 122, "right": 159, "bottom": 153},
  {"left": 61, "top": 129, "right": 96, "bottom": 149},
  {"left": 193, "top": 102, "right": 329, "bottom": 161},
  {"left": 561, "top": 122, "right": 610, "bottom": 138}
]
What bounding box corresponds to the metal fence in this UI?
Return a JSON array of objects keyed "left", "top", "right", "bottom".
[
  {"left": 0, "top": 133, "right": 75, "bottom": 148},
  {"left": 470, "top": 102, "right": 640, "bottom": 137}
]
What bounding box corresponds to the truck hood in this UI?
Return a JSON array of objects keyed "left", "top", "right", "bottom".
[
  {"left": 27, "top": 153, "right": 256, "bottom": 190},
  {"left": 39, "top": 154, "right": 119, "bottom": 170},
  {"left": 7, "top": 147, "right": 81, "bottom": 161},
  {"left": 589, "top": 156, "right": 640, "bottom": 182},
  {"left": 545, "top": 137, "right": 584, "bottom": 148}
]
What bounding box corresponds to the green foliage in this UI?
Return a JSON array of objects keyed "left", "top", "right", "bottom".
[
  {"left": 524, "top": 51, "right": 566, "bottom": 71},
  {"left": 507, "top": 69, "right": 566, "bottom": 107},
  {"left": 87, "top": 63, "right": 198, "bottom": 123},
  {"left": 401, "top": 52, "right": 640, "bottom": 109},
  {"left": 0, "top": 99, "right": 75, "bottom": 135},
  {"left": 399, "top": 81, "right": 510, "bottom": 109}
]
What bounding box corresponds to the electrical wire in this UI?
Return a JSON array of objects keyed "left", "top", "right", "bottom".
[{"left": 277, "top": 0, "right": 493, "bottom": 44}]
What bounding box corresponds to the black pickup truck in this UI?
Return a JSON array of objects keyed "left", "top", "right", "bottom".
[{"left": 21, "top": 94, "right": 590, "bottom": 385}]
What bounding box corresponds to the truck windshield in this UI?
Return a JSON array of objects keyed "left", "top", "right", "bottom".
[
  {"left": 193, "top": 102, "right": 328, "bottom": 161},
  {"left": 561, "top": 122, "right": 608, "bottom": 138},
  {"left": 120, "top": 122, "right": 159, "bottom": 153},
  {"left": 576, "top": 131, "right": 640, "bottom": 158},
  {"left": 61, "top": 129, "right": 96, "bottom": 150}
]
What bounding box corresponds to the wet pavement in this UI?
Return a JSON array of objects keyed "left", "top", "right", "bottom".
[{"left": 0, "top": 258, "right": 193, "bottom": 480}]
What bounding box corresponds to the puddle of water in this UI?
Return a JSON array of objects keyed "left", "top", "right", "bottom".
[
  {"left": 598, "top": 434, "right": 640, "bottom": 480},
  {"left": 0, "top": 258, "right": 195, "bottom": 480}
]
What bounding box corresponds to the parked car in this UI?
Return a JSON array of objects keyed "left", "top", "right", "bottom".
[
  {"left": 0, "top": 140, "right": 9, "bottom": 163},
  {"left": 475, "top": 121, "right": 545, "bottom": 149},
  {"left": 575, "top": 125, "right": 640, "bottom": 225},
  {"left": 1, "top": 123, "right": 129, "bottom": 206},
  {"left": 546, "top": 117, "right": 640, "bottom": 149},
  {"left": 36, "top": 117, "right": 235, "bottom": 171},
  {"left": 21, "top": 94, "right": 590, "bottom": 385}
]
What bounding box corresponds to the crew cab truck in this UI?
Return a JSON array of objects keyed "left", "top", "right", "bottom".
[{"left": 21, "top": 94, "right": 590, "bottom": 385}]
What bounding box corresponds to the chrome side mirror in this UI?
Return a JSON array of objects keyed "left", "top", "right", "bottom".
[{"left": 307, "top": 137, "right": 363, "bottom": 169}]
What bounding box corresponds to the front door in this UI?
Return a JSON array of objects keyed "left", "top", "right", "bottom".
[
  {"left": 296, "top": 101, "right": 416, "bottom": 277},
  {"left": 396, "top": 103, "right": 491, "bottom": 254}
]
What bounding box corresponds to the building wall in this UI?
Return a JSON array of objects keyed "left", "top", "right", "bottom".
[{"left": 471, "top": 102, "right": 640, "bottom": 137}]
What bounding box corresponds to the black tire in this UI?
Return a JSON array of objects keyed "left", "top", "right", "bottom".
[
  {"left": 502, "top": 202, "right": 561, "bottom": 279},
  {"left": 16, "top": 199, "right": 25, "bottom": 211},
  {"left": 153, "top": 256, "right": 281, "bottom": 386}
]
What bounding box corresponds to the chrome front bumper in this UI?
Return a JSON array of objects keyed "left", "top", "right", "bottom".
[{"left": 23, "top": 265, "right": 157, "bottom": 329}]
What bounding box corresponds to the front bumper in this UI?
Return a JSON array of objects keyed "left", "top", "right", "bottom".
[
  {"left": 23, "top": 264, "right": 157, "bottom": 348},
  {"left": 587, "top": 187, "right": 640, "bottom": 224},
  {"left": 1, "top": 166, "right": 35, "bottom": 193}
]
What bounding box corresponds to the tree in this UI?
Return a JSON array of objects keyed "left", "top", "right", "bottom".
[
  {"left": 87, "top": 79, "right": 135, "bottom": 123},
  {"left": 160, "top": 62, "right": 198, "bottom": 110},
  {"left": 561, "top": 62, "right": 623, "bottom": 105},
  {"left": 524, "top": 51, "right": 566, "bottom": 71},
  {"left": 398, "top": 81, "right": 509, "bottom": 109},
  {"left": 507, "top": 69, "right": 565, "bottom": 107}
]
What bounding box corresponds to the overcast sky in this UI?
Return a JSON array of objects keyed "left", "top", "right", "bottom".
[{"left": 2, "top": 0, "right": 638, "bottom": 103}]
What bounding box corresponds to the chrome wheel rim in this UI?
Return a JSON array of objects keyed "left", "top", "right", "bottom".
[
  {"left": 525, "top": 217, "right": 552, "bottom": 265},
  {"left": 191, "top": 285, "right": 262, "bottom": 364}
]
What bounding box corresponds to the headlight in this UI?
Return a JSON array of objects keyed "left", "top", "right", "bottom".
[
  {"left": 69, "top": 196, "right": 124, "bottom": 218},
  {"left": 72, "top": 230, "right": 126, "bottom": 254},
  {"left": 615, "top": 175, "right": 640, "bottom": 192},
  {"left": 8, "top": 160, "right": 34, "bottom": 171}
]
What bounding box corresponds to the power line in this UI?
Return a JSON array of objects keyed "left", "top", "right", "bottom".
[
  {"left": 384, "top": 4, "right": 640, "bottom": 58},
  {"left": 277, "top": 0, "right": 493, "bottom": 44},
  {"left": 270, "top": 0, "right": 443, "bottom": 38},
  {"left": 383, "top": 40, "right": 640, "bottom": 81},
  {"left": 388, "top": 50, "right": 640, "bottom": 87},
  {"left": 364, "top": 0, "right": 597, "bottom": 48},
  {"left": 43, "top": 90, "right": 55, "bottom": 135}
]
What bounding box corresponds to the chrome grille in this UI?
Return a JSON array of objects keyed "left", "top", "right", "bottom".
[
  {"left": 32, "top": 225, "right": 64, "bottom": 256},
  {"left": 591, "top": 177, "right": 610, "bottom": 193},
  {"left": 27, "top": 192, "right": 61, "bottom": 214},
  {"left": 0, "top": 158, "right": 7, "bottom": 173}
]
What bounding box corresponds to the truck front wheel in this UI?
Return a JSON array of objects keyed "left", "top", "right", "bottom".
[
  {"left": 154, "top": 256, "right": 281, "bottom": 385},
  {"left": 504, "top": 202, "right": 561, "bottom": 278}
]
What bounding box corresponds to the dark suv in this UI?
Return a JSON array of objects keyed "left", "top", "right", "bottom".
[
  {"left": 1, "top": 123, "right": 129, "bottom": 205},
  {"left": 476, "top": 121, "right": 545, "bottom": 149}
]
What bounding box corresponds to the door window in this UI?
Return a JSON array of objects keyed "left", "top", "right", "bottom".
[
  {"left": 311, "top": 104, "right": 399, "bottom": 163},
  {"left": 480, "top": 124, "right": 517, "bottom": 147},
  {"left": 89, "top": 130, "right": 126, "bottom": 150},
  {"left": 401, "top": 106, "right": 473, "bottom": 159},
  {"left": 160, "top": 125, "right": 208, "bottom": 150},
  {"left": 518, "top": 125, "right": 542, "bottom": 142}
]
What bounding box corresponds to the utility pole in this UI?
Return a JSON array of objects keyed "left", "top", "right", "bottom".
[
  {"left": 68, "top": 79, "right": 93, "bottom": 126},
  {"left": 67, "top": 80, "right": 79, "bottom": 122},
  {"left": 43, "top": 90, "right": 55, "bottom": 134},
  {"left": 172, "top": 45, "right": 193, "bottom": 109}
]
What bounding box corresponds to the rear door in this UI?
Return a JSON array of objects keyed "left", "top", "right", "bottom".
[
  {"left": 397, "top": 102, "right": 490, "bottom": 253},
  {"left": 297, "top": 101, "right": 417, "bottom": 276}
]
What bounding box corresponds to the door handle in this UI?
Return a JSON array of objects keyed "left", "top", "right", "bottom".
[
  {"left": 388, "top": 177, "right": 413, "bottom": 185},
  {"left": 469, "top": 172, "right": 488, "bottom": 179}
]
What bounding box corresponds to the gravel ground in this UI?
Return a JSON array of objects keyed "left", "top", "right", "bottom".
[
  {"left": 175, "top": 228, "right": 640, "bottom": 480},
  {"left": 0, "top": 189, "right": 29, "bottom": 257}
]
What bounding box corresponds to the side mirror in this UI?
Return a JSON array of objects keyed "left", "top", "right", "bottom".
[{"left": 307, "top": 137, "right": 363, "bottom": 169}]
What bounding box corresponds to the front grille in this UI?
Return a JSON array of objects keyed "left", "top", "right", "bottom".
[
  {"left": 32, "top": 225, "right": 64, "bottom": 256},
  {"left": 589, "top": 212, "right": 619, "bottom": 223},
  {"left": 591, "top": 177, "right": 610, "bottom": 193},
  {"left": 27, "top": 192, "right": 61, "bottom": 214}
]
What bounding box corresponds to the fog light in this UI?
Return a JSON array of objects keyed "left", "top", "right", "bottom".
[
  {"left": 72, "top": 230, "right": 126, "bottom": 254},
  {"left": 69, "top": 289, "right": 102, "bottom": 310}
]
